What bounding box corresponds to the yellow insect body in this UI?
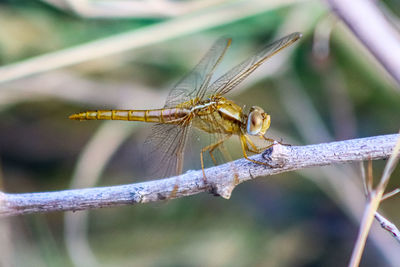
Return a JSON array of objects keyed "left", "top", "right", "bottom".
[{"left": 70, "top": 33, "right": 302, "bottom": 177}]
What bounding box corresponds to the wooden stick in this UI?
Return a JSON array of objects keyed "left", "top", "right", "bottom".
[{"left": 0, "top": 133, "right": 398, "bottom": 217}]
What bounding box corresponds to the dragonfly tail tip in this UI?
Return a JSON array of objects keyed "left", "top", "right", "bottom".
[{"left": 69, "top": 113, "right": 81, "bottom": 120}]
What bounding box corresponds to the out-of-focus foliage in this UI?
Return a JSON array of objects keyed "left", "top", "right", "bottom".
[{"left": 0, "top": 1, "right": 399, "bottom": 266}]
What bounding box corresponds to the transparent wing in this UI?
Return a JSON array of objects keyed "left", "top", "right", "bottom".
[
  {"left": 144, "top": 38, "right": 231, "bottom": 177},
  {"left": 164, "top": 37, "right": 231, "bottom": 108},
  {"left": 207, "top": 32, "right": 302, "bottom": 97},
  {"left": 144, "top": 122, "right": 191, "bottom": 178}
]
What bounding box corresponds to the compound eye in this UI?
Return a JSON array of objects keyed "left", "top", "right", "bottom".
[{"left": 247, "top": 110, "right": 263, "bottom": 135}]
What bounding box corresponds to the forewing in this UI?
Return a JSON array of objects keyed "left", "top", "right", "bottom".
[
  {"left": 164, "top": 38, "right": 231, "bottom": 108},
  {"left": 207, "top": 32, "right": 302, "bottom": 97},
  {"left": 144, "top": 122, "right": 191, "bottom": 178}
]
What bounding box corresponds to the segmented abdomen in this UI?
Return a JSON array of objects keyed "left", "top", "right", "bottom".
[{"left": 69, "top": 108, "right": 190, "bottom": 123}]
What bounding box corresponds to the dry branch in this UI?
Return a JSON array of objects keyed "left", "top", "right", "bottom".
[
  {"left": 0, "top": 134, "right": 398, "bottom": 217},
  {"left": 375, "top": 212, "right": 400, "bottom": 244},
  {"left": 349, "top": 134, "right": 400, "bottom": 267},
  {"left": 327, "top": 0, "right": 400, "bottom": 87}
]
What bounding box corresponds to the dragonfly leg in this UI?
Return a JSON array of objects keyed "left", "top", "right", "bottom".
[
  {"left": 200, "top": 136, "right": 230, "bottom": 182},
  {"left": 244, "top": 135, "right": 274, "bottom": 153},
  {"left": 209, "top": 151, "right": 218, "bottom": 166},
  {"left": 240, "top": 134, "right": 272, "bottom": 166},
  {"left": 215, "top": 142, "right": 232, "bottom": 163},
  {"left": 217, "top": 143, "right": 240, "bottom": 186},
  {"left": 208, "top": 137, "right": 231, "bottom": 165},
  {"left": 262, "top": 136, "right": 275, "bottom": 143},
  {"left": 262, "top": 135, "right": 291, "bottom": 146}
]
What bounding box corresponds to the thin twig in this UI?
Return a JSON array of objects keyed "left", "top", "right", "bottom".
[
  {"left": 374, "top": 212, "right": 400, "bottom": 244},
  {"left": 327, "top": 0, "right": 400, "bottom": 87},
  {"left": 278, "top": 74, "right": 400, "bottom": 265},
  {"left": 349, "top": 133, "right": 400, "bottom": 267},
  {"left": 359, "top": 157, "right": 400, "bottom": 245},
  {"left": 382, "top": 188, "right": 400, "bottom": 201},
  {"left": 0, "top": 133, "right": 398, "bottom": 217},
  {"left": 360, "top": 162, "right": 368, "bottom": 196},
  {"left": 367, "top": 159, "right": 373, "bottom": 194}
]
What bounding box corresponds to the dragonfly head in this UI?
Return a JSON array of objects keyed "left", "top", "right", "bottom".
[{"left": 246, "top": 106, "right": 271, "bottom": 136}]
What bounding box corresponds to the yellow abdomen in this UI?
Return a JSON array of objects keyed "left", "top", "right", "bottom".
[{"left": 69, "top": 108, "right": 190, "bottom": 123}]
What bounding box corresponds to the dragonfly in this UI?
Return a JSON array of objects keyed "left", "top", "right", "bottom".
[{"left": 69, "top": 32, "right": 302, "bottom": 180}]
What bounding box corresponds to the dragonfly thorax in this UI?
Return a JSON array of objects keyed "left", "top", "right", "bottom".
[{"left": 246, "top": 106, "right": 271, "bottom": 136}]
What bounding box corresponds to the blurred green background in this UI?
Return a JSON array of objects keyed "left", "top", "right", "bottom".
[{"left": 1, "top": 0, "right": 400, "bottom": 266}]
